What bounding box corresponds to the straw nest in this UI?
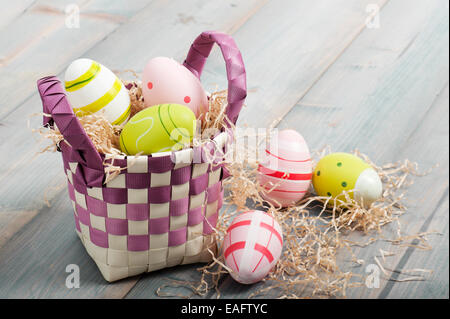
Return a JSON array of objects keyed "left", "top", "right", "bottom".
[{"left": 34, "top": 76, "right": 437, "bottom": 299}]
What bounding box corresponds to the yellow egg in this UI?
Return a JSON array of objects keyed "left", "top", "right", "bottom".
[
  {"left": 312, "top": 152, "right": 382, "bottom": 207},
  {"left": 119, "top": 104, "right": 196, "bottom": 155}
]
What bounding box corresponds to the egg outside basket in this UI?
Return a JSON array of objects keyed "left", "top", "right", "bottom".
[{"left": 36, "top": 31, "right": 247, "bottom": 282}]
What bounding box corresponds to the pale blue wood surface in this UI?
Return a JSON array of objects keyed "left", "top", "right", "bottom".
[{"left": 0, "top": 0, "right": 448, "bottom": 299}]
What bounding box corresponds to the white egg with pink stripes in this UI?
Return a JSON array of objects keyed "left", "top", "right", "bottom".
[
  {"left": 258, "top": 129, "right": 313, "bottom": 207},
  {"left": 223, "top": 210, "right": 283, "bottom": 284}
]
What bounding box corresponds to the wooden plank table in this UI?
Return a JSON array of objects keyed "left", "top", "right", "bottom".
[{"left": 0, "top": 0, "right": 448, "bottom": 299}]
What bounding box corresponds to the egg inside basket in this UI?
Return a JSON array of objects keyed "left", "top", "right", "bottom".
[{"left": 60, "top": 77, "right": 228, "bottom": 155}]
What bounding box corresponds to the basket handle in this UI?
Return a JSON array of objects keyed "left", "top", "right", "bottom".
[
  {"left": 37, "top": 76, "right": 105, "bottom": 187},
  {"left": 183, "top": 31, "right": 247, "bottom": 127}
]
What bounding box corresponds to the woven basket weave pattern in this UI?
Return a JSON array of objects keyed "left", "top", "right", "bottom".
[
  {"left": 37, "top": 31, "right": 246, "bottom": 282},
  {"left": 62, "top": 145, "right": 224, "bottom": 281}
]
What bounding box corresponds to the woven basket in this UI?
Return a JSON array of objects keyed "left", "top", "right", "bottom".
[{"left": 37, "top": 31, "right": 246, "bottom": 282}]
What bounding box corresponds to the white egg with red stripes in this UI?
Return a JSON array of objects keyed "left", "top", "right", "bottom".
[
  {"left": 258, "top": 129, "right": 313, "bottom": 207},
  {"left": 223, "top": 210, "right": 283, "bottom": 284},
  {"left": 64, "top": 58, "right": 131, "bottom": 125}
]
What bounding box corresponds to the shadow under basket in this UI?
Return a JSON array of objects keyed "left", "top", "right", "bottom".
[{"left": 36, "top": 31, "right": 247, "bottom": 282}]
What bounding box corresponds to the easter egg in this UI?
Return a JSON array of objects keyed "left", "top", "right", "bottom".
[
  {"left": 258, "top": 129, "right": 313, "bottom": 207},
  {"left": 223, "top": 210, "right": 283, "bottom": 284},
  {"left": 119, "top": 103, "right": 196, "bottom": 155},
  {"left": 142, "top": 57, "right": 208, "bottom": 119},
  {"left": 312, "top": 152, "right": 383, "bottom": 207},
  {"left": 64, "top": 58, "right": 131, "bottom": 125}
]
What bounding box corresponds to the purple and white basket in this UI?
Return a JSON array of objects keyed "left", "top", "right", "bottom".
[{"left": 37, "top": 31, "right": 247, "bottom": 282}]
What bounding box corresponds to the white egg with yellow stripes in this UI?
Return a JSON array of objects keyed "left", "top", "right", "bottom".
[{"left": 64, "top": 58, "right": 131, "bottom": 125}]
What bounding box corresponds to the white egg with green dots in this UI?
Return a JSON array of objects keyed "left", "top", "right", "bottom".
[
  {"left": 64, "top": 58, "right": 131, "bottom": 125},
  {"left": 312, "top": 152, "right": 382, "bottom": 207}
]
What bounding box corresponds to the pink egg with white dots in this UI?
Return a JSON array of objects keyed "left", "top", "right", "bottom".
[
  {"left": 258, "top": 129, "right": 313, "bottom": 207},
  {"left": 142, "top": 57, "right": 208, "bottom": 119},
  {"left": 223, "top": 210, "right": 283, "bottom": 284}
]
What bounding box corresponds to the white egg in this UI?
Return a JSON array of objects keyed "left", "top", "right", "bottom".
[
  {"left": 354, "top": 168, "right": 383, "bottom": 207},
  {"left": 64, "top": 58, "right": 131, "bottom": 125}
]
